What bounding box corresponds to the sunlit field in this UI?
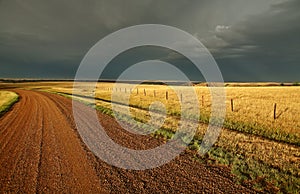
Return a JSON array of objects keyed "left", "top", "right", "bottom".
[
  {"left": 19, "top": 82, "right": 298, "bottom": 134},
  {"left": 33, "top": 82, "right": 299, "bottom": 144},
  {"left": 96, "top": 84, "right": 300, "bottom": 140},
  {"left": 2, "top": 81, "right": 299, "bottom": 143}
]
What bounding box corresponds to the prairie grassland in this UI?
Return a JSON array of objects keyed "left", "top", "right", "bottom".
[
  {"left": 0, "top": 91, "right": 18, "bottom": 115},
  {"left": 225, "top": 86, "right": 300, "bottom": 134},
  {"left": 89, "top": 83, "right": 300, "bottom": 144},
  {"left": 19, "top": 81, "right": 300, "bottom": 143}
]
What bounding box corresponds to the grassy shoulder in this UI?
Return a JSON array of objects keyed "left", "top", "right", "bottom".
[
  {"left": 98, "top": 104, "right": 300, "bottom": 193},
  {"left": 0, "top": 91, "right": 19, "bottom": 117}
]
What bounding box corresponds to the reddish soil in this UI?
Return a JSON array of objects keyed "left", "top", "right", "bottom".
[{"left": 0, "top": 90, "right": 255, "bottom": 193}]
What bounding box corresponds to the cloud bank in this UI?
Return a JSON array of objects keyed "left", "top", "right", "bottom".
[{"left": 0, "top": 0, "right": 299, "bottom": 81}]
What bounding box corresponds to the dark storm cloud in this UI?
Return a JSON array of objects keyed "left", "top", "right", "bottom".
[
  {"left": 0, "top": 0, "right": 298, "bottom": 81},
  {"left": 202, "top": 0, "right": 300, "bottom": 81}
]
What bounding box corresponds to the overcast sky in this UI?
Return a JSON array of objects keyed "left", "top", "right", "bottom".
[{"left": 0, "top": 0, "right": 299, "bottom": 81}]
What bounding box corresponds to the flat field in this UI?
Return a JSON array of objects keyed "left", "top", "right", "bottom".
[{"left": 0, "top": 81, "right": 299, "bottom": 193}]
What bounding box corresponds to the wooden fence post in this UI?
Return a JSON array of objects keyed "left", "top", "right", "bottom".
[
  {"left": 180, "top": 93, "right": 183, "bottom": 102},
  {"left": 202, "top": 95, "right": 204, "bottom": 107},
  {"left": 154, "top": 90, "right": 156, "bottom": 97},
  {"left": 143, "top": 89, "right": 146, "bottom": 96},
  {"left": 274, "top": 103, "right": 277, "bottom": 120},
  {"left": 166, "top": 91, "right": 168, "bottom": 100},
  {"left": 137, "top": 88, "right": 139, "bottom": 94},
  {"left": 231, "top": 99, "right": 234, "bottom": 112}
]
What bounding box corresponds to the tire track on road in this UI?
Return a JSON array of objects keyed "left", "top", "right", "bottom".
[
  {"left": 0, "top": 92, "right": 41, "bottom": 193},
  {"left": 0, "top": 90, "right": 105, "bottom": 193}
]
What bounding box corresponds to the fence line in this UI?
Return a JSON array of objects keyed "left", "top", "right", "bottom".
[{"left": 98, "top": 87, "right": 283, "bottom": 120}]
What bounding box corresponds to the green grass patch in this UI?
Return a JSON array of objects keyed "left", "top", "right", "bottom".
[
  {"left": 196, "top": 146, "right": 300, "bottom": 193},
  {"left": 0, "top": 91, "right": 19, "bottom": 117}
]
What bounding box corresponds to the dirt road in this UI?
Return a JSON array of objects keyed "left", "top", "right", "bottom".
[{"left": 0, "top": 90, "right": 255, "bottom": 193}]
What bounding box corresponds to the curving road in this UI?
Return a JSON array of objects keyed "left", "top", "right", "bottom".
[{"left": 0, "top": 90, "right": 254, "bottom": 193}]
